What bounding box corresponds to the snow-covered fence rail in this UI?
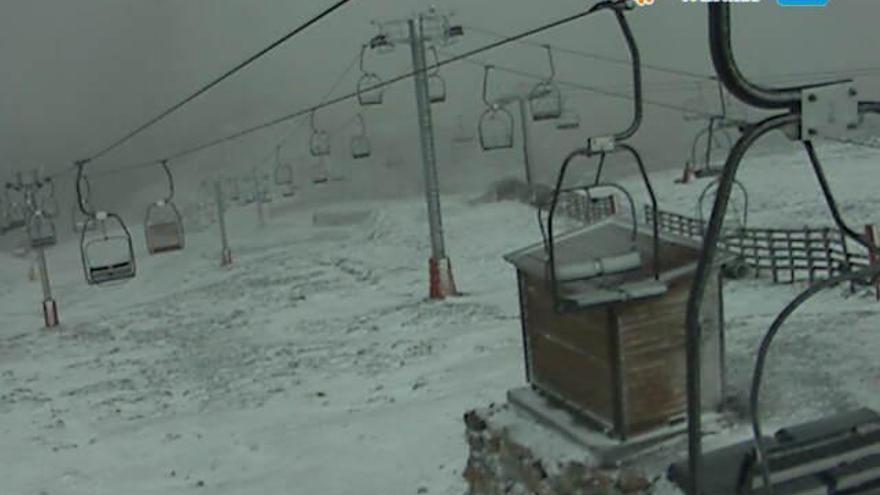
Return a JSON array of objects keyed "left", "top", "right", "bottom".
[{"left": 645, "top": 206, "right": 872, "bottom": 285}]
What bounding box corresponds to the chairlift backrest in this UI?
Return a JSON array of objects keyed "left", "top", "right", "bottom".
[
  {"left": 350, "top": 114, "right": 372, "bottom": 159},
  {"left": 528, "top": 46, "right": 563, "bottom": 121},
  {"left": 357, "top": 44, "right": 384, "bottom": 106},
  {"left": 427, "top": 46, "right": 447, "bottom": 104},
  {"left": 557, "top": 109, "right": 581, "bottom": 130},
  {"left": 144, "top": 161, "right": 185, "bottom": 255},
  {"left": 478, "top": 66, "right": 515, "bottom": 151},
  {"left": 80, "top": 212, "right": 136, "bottom": 285},
  {"left": 28, "top": 210, "right": 57, "bottom": 249}
]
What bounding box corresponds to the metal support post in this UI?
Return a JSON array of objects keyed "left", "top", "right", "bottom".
[
  {"left": 215, "top": 179, "right": 233, "bottom": 267},
  {"left": 37, "top": 248, "right": 59, "bottom": 328},
  {"left": 408, "top": 17, "right": 457, "bottom": 299}
]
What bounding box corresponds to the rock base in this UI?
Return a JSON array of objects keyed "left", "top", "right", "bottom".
[{"left": 463, "top": 403, "right": 656, "bottom": 495}]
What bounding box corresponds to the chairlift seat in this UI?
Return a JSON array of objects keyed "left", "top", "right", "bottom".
[
  {"left": 309, "top": 131, "right": 331, "bottom": 157},
  {"left": 88, "top": 260, "right": 135, "bottom": 284},
  {"left": 529, "top": 81, "right": 563, "bottom": 121},
  {"left": 351, "top": 136, "right": 372, "bottom": 159},
  {"left": 553, "top": 250, "right": 643, "bottom": 282},
  {"left": 82, "top": 216, "right": 136, "bottom": 286},
  {"left": 145, "top": 201, "right": 184, "bottom": 255},
  {"left": 479, "top": 107, "right": 515, "bottom": 151},
  {"left": 557, "top": 111, "right": 581, "bottom": 130},
  {"left": 428, "top": 74, "right": 447, "bottom": 104},
  {"left": 28, "top": 213, "right": 57, "bottom": 249},
  {"left": 357, "top": 73, "right": 384, "bottom": 106}
]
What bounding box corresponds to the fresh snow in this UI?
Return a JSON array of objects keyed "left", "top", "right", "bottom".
[{"left": 1, "top": 141, "right": 878, "bottom": 494}]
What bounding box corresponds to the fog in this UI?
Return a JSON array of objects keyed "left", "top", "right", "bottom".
[{"left": 2, "top": 0, "right": 879, "bottom": 215}]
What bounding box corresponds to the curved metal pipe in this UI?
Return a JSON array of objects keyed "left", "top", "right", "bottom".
[
  {"left": 684, "top": 112, "right": 799, "bottom": 495},
  {"left": 615, "top": 143, "right": 660, "bottom": 280},
  {"left": 709, "top": 4, "right": 801, "bottom": 110},
  {"left": 75, "top": 161, "right": 96, "bottom": 218},
  {"left": 160, "top": 160, "right": 175, "bottom": 202},
  {"left": 611, "top": 6, "right": 642, "bottom": 142},
  {"left": 697, "top": 177, "right": 749, "bottom": 232},
  {"left": 803, "top": 141, "right": 872, "bottom": 252}
]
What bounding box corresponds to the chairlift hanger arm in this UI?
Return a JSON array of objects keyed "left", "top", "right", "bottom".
[
  {"left": 748, "top": 262, "right": 880, "bottom": 492},
  {"left": 159, "top": 160, "right": 175, "bottom": 202},
  {"left": 709, "top": 4, "right": 807, "bottom": 110}
]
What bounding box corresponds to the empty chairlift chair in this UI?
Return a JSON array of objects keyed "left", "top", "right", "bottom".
[
  {"left": 81, "top": 212, "right": 136, "bottom": 285},
  {"left": 350, "top": 114, "right": 372, "bottom": 160},
  {"left": 28, "top": 210, "right": 57, "bottom": 249},
  {"left": 529, "top": 45, "right": 563, "bottom": 122},
  {"left": 478, "top": 65, "right": 515, "bottom": 151},
  {"left": 357, "top": 44, "right": 384, "bottom": 106},
  {"left": 309, "top": 110, "right": 331, "bottom": 158},
  {"left": 427, "top": 46, "right": 447, "bottom": 104},
  {"left": 143, "top": 160, "right": 185, "bottom": 255},
  {"left": 73, "top": 161, "right": 137, "bottom": 285},
  {"left": 273, "top": 146, "right": 296, "bottom": 198},
  {"left": 540, "top": 147, "right": 665, "bottom": 313}
]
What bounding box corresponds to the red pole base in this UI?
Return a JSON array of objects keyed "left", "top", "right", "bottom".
[
  {"left": 429, "top": 257, "right": 459, "bottom": 300},
  {"left": 42, "top": 299, "right": 59, "bottom": 328},
  {"left": 221, "top": 248, "right": 233, "bottom": 267}
]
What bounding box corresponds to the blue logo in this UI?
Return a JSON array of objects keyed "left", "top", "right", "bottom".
[{"left": 778, "top": 0, "right": 828, "bottom": 6}]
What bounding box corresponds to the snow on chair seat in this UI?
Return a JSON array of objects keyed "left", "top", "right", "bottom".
[{"left": 553, "top": 251, "right": 643, "bottom": 282}]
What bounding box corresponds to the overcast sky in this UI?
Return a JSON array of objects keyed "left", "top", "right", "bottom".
[{"left": 2, "top": 0, "right": 879, "bottom": 210}]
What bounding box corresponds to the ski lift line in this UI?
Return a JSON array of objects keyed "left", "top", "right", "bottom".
[
  {"left": 76, "top": 0, "right": 356, "bottom": 167},
  {"left": 450, "top": 53, "right": 721, "bottom": 121},
  {"left": 463, "top": 23, "right": 716, "bottom": 82},
  {"left": 86, "top": 3, "right": 617, "bottom": 178}
]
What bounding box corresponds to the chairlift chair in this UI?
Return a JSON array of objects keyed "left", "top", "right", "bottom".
[
  {"left": 143, "top": 161, "right": 185, "bottom": 255},
  {"left": 427, "top": 46, "right": 447, "bottom": 104},
  {"left": 478, "top": 66, "right": 515, "bottom": 151},
  {"left": 350, "top": 114, "right": 372, "bottom": 160},
  {"left": 542, "top": 146, "right": 663, "bottom": 314},
  {"left": 309, "top": 110, "right": 331, "bottom": 157},
  {"left": 37, "top": 177, "right": 59, "bottom": 218},
  {"left": 3, "top": 189, "right": 26, "bottom": 230},
  {"left": 28, "top": 210, "right": 57, "bottom": 249},
  {"left": 311, "top": 156, "right": 330, "bottom": 185},
  {"left": 274, "top": 163, "right": 296, "bottom": 198},
  {"left": 225, "top": 177, "right": 241, "bottom": 203},
  {"left": 81, "top": 212, "right": 136, "bottom": 285},
  {"left": 529, "top": 46, "right": 563, "bottom": 121},
  {"left": 75, "top": 160, "right": 136, "bottom": 285},
  {"left": 357, "top": 44, "right": 384, "bottom": 106}
]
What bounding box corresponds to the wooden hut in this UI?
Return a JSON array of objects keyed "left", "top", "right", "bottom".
[{"left": 504, "top": 217, "right": 726, "bottom": 440}]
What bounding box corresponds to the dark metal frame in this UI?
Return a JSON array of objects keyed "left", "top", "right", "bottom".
[
  {"left": 75, "top": 160, "right": 137, "bottom": 286},
  {"left": 478, "top": 65, "right": 516, "bottom": 151},
  {"left": 683, "top": 5, "right": 880, "bottom": 493},
  {"left": 542, "top": 1, "right": 660, "bottom": 313},
  {"left": 309, "top": 110, "right": 331, "bottom": 158},
  {"left": 357, "top": 44, "right": 384, "bottom": 106},
  {"left": 144, "top": 160, "right": 185, "bottom": 255},
  {"left": 350, "top": 113, "right": 372, "bottom": 160},
  {"left": 528, "top": 45, "right": 563, "bottom": 121}
]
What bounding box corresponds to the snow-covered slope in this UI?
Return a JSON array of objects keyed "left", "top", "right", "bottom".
[{"left": 1, "top": 141, "right": 878, "bottom": 494}]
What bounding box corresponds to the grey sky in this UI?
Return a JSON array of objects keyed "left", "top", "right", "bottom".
[{"left": 1, "top": 0, "right": 878, "bottom": 210}]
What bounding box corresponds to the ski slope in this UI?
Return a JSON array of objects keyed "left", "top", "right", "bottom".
[{"left": 1, "top": 142, "right": 879, "bottom": 494}]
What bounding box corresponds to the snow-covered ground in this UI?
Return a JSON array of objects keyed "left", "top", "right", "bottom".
[{"left": 1, "top": 142, "right": 879, "bottom": 494}]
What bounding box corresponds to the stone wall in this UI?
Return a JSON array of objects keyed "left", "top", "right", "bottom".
[{"left": 462, "top": 404, "right": 656, "bottom": 495}]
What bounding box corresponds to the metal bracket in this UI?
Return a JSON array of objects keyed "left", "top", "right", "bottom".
[
  {"left": 589, "top": 136, "right": 616, "bottom": 153},
  {"left": 801, "top": 82, "right": 860, "bottom": 141}
]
